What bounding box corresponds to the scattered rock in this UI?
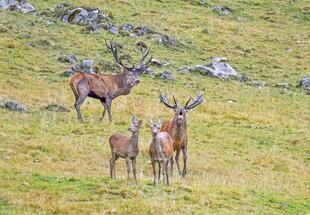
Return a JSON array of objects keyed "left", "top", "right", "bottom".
[
  {"left": 275, "top": 83, "right": 290, "bottom": 90},
  {"left": 108, "top": 26, "right": 118, "bottom": 35},
  {"left": 122, "top": 23, "right": 134, "bottom": 32},
  {"left": 44, "top": 104, "right": 70, "bottom": 112},
  {"left": 0, "top": 100, "right": 27, "bottom": 112},
  {"left": 297, "top": 76, "right": 310, "bottom": 90},
  {"left": 212, "top": 5, "right": 232, "bottom": 15},
  {"left": 194, "top": 61, "right": 237, "bottom": 79},
  {"left": 151, "top": 58, "right": 162, "bottom": 67},
  {"left": 250, "top": 81, "right": 265, "bottom": 89},
  {"left": 81, "top": 59, "right": 93, "bottom": 68},
  {"left": 49, "top": 3, "right": 112, "bottom": 34},
  {"left": 60, "top": 70, "right": 75, "bottom": 77},
  {"left": 58, "top": 54, "right": 77, "bottom": 63},
  {"left": 143, "top": 68, "right": 156, "bottom": 77},
  {"left": 60, "top": 60, "right": 96, "bottom": 77},
  {"left": 0, "top": 0, "right": 36, "bottom": 14},
  {"left": 155, "top": 71, "right": 172, "bottom": 80},
  {"left": 177, "top": 66, "right": 191, "bottom": 74},
  {"left": 239, "top": 74, "right": 251, "bottom": 83},
  {"left": 163, "top": 62, "right": 172, "bottom": 67},
  {"left": 210, "top": 56, "right": 228, "bottom": 62},
  {"left": 159, "top": 34, "right": 176, "bottom": 45}
]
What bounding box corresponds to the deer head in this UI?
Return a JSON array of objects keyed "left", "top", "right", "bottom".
[
  {"left": 128, "top": 116, "right": 143, "bottom": 133},
  {"left": 159, "top": 92, "right": 203, "bottom": 125},
  {"left": 149, "top": 117, "right": 162, "bottom": 137},
  {"left": 105, "top": 40, "right": 152, "bottom": 87}
]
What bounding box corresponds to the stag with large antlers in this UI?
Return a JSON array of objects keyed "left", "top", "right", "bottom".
[
  {"left": 160, "top": 92, "right": 203, "bottom": 177},
  {"left": 70, "top": 40, "right": 152, "bottom": 122}
]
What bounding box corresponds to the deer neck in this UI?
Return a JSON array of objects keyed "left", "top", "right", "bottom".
[
  {"left": 172, "top": 118, "right": 187, "bottom": 137},
  {"left": 112, "top": 74, "right": 132, "bottom": 98},
  {"left": 131, "top": 131, "right": 139, "bottom": 151}
]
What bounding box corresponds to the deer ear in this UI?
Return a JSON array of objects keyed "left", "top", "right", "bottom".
[
  {"left": 132, "top": 116, "right": 136, "bottom": 123},
  {"left": 157, "top": 118, "right": 162, "bottom": 125},
  {"left": 149, "top": 118, "right": 153, "bottom": 125},
  {"left": 138, "top": 119, "right": 143, "bottom": 126}
]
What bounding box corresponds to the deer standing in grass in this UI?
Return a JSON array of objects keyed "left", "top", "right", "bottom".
[
  {"left": 160, "top": 93, "right": 203, "bottom": 177},
  {"left": 70, "top": 41, "right": 152, "bottom": 123},
  {"left": 149, "top": 118, "right": 174, "bottom": 186},
  {"left": 109, "top": 116, "right": 143, "bottom": 185}
]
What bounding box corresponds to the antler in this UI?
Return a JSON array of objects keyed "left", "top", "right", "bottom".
[
  {"left": 185, "top": 94, "right": 203, "bottom": 110},
  {"left": 105, "top": 40, "right": 133, "bottom": 70},
  {"left": 159, "top": 92, "right": 178, "bottom": 109},
  {"left": 136, "top": 42, "right": 153, "bottom": 67}
]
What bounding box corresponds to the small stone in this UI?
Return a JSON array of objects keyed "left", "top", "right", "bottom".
[
  {"left": 60, "top": 70, "right": 75, "bottom": 77},
  {"left": 45, "top": 104, "right": 70, "bottom": 112},
  {"left": 210, "top": 57, "right": 228, "bottom": 62},
  {"left": 155, "top": 71, "right": 172, "bottom": 80},
  {"left": 212, "top": 5, "right": 232, "bottom": 15},
  {"left": 297, "top": 76, "right": 310, "bottom": 90},
  {"left": 151, "top": 58, "right": 162, "bottom": 67},
  {"left": 58, "top": 54, "right": 77, "bottom": 64},
  {"left": 109, "top": 26, "right": 119, "bottom": 35},
  {"left": 239, "top": 74, "right": 251, "bottom": 83},
  {"left": 250, "top": 81, "right": 265, "bottom": 88},
  {"left": 275, "top": 83, "right": 290, "bottom": 90},
  {"left": 177, "top": 66, "right": 191, "bottom": 73},
  {"left": 122, "top": 23, "right": 134, "bottom": 32},
  {"left": 81, "top": 60, "right": 93, "bottom": 68}
]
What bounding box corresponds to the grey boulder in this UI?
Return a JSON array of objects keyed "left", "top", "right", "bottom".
[
  {"left": 0, "top": 100, "right": 27, "bottom": 112},
  {"left": 194, "top": 61, "right": 237, "bottom": 79},
  {"left": 298, "top": 76, "right": 310, "bottom": 90}
]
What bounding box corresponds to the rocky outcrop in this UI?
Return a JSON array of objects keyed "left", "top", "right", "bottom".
[{"left": 0, "top": 0, "right": 36, "bottom": 14}]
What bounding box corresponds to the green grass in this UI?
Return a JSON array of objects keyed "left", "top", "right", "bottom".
[{"left": 0, "top": 0, "right": 309, "bottom": 214}]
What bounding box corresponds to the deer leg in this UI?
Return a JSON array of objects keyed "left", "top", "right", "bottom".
[
  {"left": 74, "top": 93, "right": 87, "bottom": 123},
  {"left": 106, "top": 98, "right": 113, "bottom": 123},
  {"left": 132, "top": 158, "right": 137, "bottom": 185},
  {"left": 151, "top": 159, "right": 156, "bottom": 186},
  {"left": 110, "top": 152, "right": 115, "bottom": 178},
  {"left": 113, "top": 155, "right": 119, "bottom": 179},
  {"left": 165, "top": 160, "right": 169, "bottom": 186},
  {"left": 158, "top": 162, "right": 161, "bottom": 183},
  {"left": 99, "top": 99, "right": 107, "bottom": 122},
  {"left": 175, "top": 149, "right": 181, "bottom": 176},
  {"left": 126, "top": 158, "right": 131, "bottom": 185},
  {"left": 170, "top": 156, "right": 174, "bottom": 176},
  {"left": 109, "top": 157, "right": 113, "bottom": 178},
  {"left": 182, "top": 147, "right": 187, "bottom": 177},
  {"left": 162, "top": 160, "right": 167, "bottom": 185}
]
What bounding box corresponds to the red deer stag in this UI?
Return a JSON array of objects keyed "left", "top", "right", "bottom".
[
  {"left": 109, "top": 116, "right": 143, "bottom": 185},
  {"left": 149, "top": 118, "right": 173, "bottom": 186},
  {"left": 70, "top": 41, "right": 152, "bottom": 122},
  {"left": 160, "top": 93, "right": 203, "bottom": 177}
]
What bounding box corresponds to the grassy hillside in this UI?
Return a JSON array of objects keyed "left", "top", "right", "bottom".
[{"left": 0, "top": 0, "right": 309, "bottom": 214}]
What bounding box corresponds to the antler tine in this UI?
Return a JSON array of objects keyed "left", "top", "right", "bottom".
[
  {"left": 105, "top": 40, "right": 133, "bottom": 70},
  {"left": 185, "top": 94, "right": 203, "bottom": 110},
  {"left": 173, "top": 96, "right": 178, "bottom": 107},
  {"left": 136, "top": 43, "right": 150, "bottom": 64},
  {"left": 184, "top": 96, "right": 194, "bottom": 109},
  {"left": 159, "top": 92, "right": 176, "bottom": 109}
]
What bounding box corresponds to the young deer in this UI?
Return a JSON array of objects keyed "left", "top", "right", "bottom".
[
  {"left": 160, "top": 93, "right": 203, "bottom": 177},
  {"left": 149, "top": 118, "right": 173, "bottom": 186},
  {"left": 109, "top": 116, "right": 143, "bottom": 185}
]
